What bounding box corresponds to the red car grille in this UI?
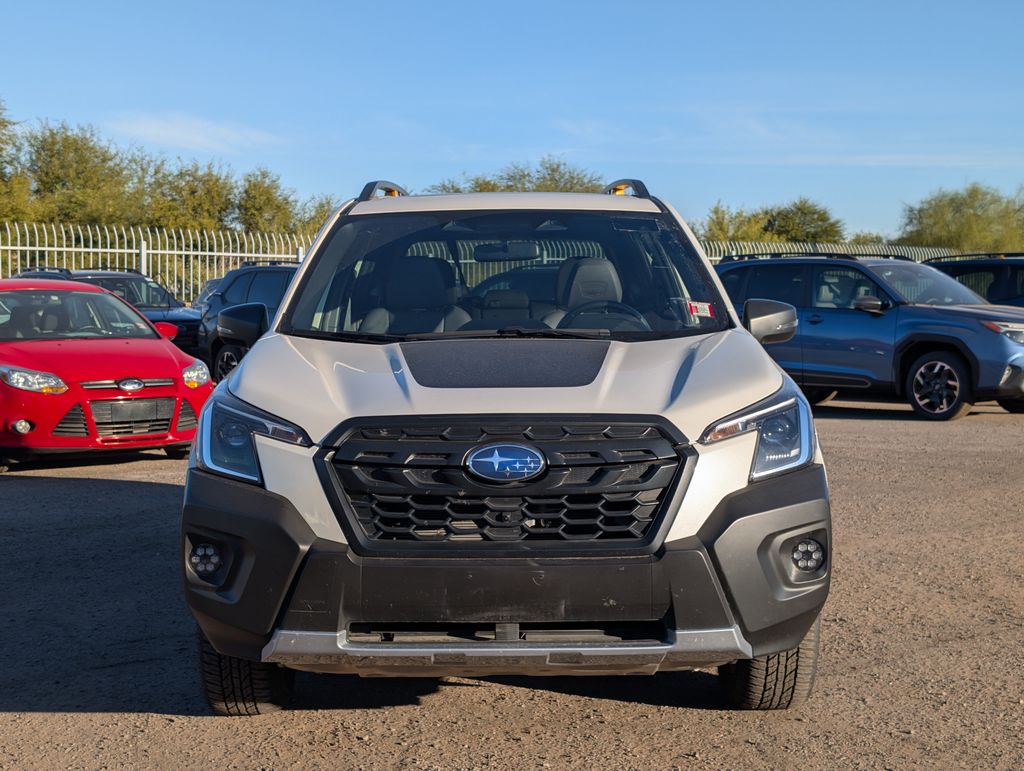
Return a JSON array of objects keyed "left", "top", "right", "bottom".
[{"left": 89, "top": 398, "right": 175, "bottom": 438}]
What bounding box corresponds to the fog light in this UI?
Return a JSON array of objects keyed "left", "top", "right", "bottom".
[
  {"left": 12, "top": 419, "right": 33, "bottom": 434},
  {"left": 189, "top": 543, "right": 222, "bottom": 576},
  {"left": 792, "top": 539, "right": 826, "bottom": 571}
]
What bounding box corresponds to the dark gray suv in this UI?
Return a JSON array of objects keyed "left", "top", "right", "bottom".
[{"left": 716, "top": 253, "right": 1024, "bottom": 419}]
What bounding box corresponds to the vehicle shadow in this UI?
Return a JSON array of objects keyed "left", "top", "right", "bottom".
[
  {"left": 815, "top": 399, "right": 1003, "bottom": 422},
  {"left": 0, "top": 474, "right": 443, "bottom": 715}
]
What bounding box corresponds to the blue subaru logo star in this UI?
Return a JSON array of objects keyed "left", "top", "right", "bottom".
[{"left": 465, "top": 443, "right": 547, "bottom": 483}]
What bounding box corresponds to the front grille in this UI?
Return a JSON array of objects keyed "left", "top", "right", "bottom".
[
  {"left": 89, "top": 398, "right": 175, "bottom": 437},
  {"left": 176, "top": 401, "right": 198, "bottom": 431},
  {"left": 52, "top": 404, "right": 89, "bottom": 437},
  {"left": 323, "top": 417, "right": 690, "bottom": 554},
  {"left": 80, "top": 378, "right": 175, "bottom": 390},
  {"left": 174, "top": 322, "right": 199, "bottom": 348}
]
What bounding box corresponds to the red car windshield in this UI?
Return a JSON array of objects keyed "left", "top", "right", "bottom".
[{"left": 0, "top": 290, "right": 157, "bottom": 342}]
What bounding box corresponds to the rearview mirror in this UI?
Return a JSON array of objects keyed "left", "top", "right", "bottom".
[
  {"left": 853, "top": 295, "right": 885, "bottom": 314},
  {"left": 743, "top": 299, "right": 798, "bottom": 345},
  {"left": 473, "top": 242, "right": 541, "bottom": 262},
  {"left": 218, "top": 303, "right": 268, "bottom": 347}
]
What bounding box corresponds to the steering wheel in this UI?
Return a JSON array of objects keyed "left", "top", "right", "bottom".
[{"left": 557, "top": 300, "right": 652, "bottom": 331}]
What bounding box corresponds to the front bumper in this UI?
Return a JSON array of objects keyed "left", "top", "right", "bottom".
[
  {"left": 182, "top": 463, "right": 831, "bottom": 674},
  {"left": 0, "top": 384, "right": 210, "bottom": 455}
]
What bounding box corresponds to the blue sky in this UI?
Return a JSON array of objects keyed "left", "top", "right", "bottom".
[{"left": 4, "top": 0, "right": 1023, "bottom": 235}]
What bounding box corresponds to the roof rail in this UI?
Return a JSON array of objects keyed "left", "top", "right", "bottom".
[
  {"left": 16, "top": 265, "right": 74, "bottom": 276},
  {"left": 80, "top": 265, "right": 141, "bottom": 274},
  {"left": 924, "top": 252, "right": 1024, "bottom": 263},
  {"left": 718, "top": 251, "right": 914, "bottom": 264},
  {"left": 602, "top": 179, "right": 651, "bottom": 199},
  {"left": 240, "top": 258, "right": 299, "bottom": 267},
  {"left": 357, "top": 180, "right": 410, "bottom": 202}
]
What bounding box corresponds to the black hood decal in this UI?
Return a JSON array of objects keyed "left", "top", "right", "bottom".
[{"left": 399, "top": 339, "right": 610, "bottom": 388}]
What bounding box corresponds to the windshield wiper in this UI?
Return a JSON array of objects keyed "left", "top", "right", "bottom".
[{"left": 405, "top": 327, "right": 610, "bottom": 341}]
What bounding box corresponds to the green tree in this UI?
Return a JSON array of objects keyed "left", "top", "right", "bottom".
[
  {"left": 22, "top": 121, "right": 149, "bottom": 224},
  {"left": 236, "top": 167, "right": 297, "bottom": 232},
  {"left": 698, "top": 202, "right": 781, "bottom": 242},
  {"left": 148, "top": 160, "right": 236, "bottom": 231},
  {"left": 762, "top": 197, "right": 845, "bottom": 242},
  {"left": 429, "top": 155, "right": 603, "bottom": 193},
  {"left": 296, "top": 193, "right": 341, "bottom": 234},
  {"left": 848, "top": 231, "right": 889, "bottom": 244},
  {"left": 897, "top": 183, "right": 1024, "bottom": 251}
]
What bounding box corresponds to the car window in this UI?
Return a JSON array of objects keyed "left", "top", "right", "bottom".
[
  {"left": 247, "top": 271, "right": 292, "bottom": 309},
  {"left": 946, "top": 267, "right": 995, "bottom": 298},
  {"left": 284, "top": 210, "right": 730, "bottom": 341},
  {"left": 0, "top": 290, "right": 157, "bottom": 341},
  {"left": 811, "top": 267, "right": 884, "bottom": 309},
  {"left": 222, "top": 273, "right": 253, "bottom": 305},
  {"left": 718, "top": 268, "right": 747, "bottom": 305},
  {"left": 744, "top": 264, "right": 806, "bottom": 307}
]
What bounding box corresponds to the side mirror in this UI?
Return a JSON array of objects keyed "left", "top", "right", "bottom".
[
  {"left": 853, "top": 295, "right": 885, "bottom": 314},
  {"left": 743, "top": 298, "right": 798, "bottom": 345},
  {"left": 154, "top": 321, "right": 178, "bottom": 339},
  {"left": 218, "top": 303, "right": 268, "bottom": 347}
]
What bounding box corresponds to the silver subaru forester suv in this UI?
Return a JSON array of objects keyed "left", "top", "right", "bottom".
[{"left": 183, "top": 179, "right": 830, "bottom": 715}]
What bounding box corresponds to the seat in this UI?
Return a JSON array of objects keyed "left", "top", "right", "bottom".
[
  {"left": 360, "top": 256, "right": 471, "bottom": 335},
  {"left": 542, "top": 258, "right": 624, "bottom": 328},
  {"left": 480, "top": 290, "right": 531, "bottom": 322},
  {"left": 7, "top": 305, "right": 40, "bottom": 338},
  {"left": 41, "top": 305, "right": 70, "bottom": 334}
]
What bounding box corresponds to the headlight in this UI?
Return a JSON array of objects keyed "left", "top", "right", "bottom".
[
  {"left": 982, "top": 321, "right": 1024, "bottom": 344},
  {"left": 700, "top": 385, "right": 815, "bottom": 481},
  {"left": 182, "top": 359, "right": 211, "bottom": 389},
  {"left": 194, "top": 385, "right": 311, "bottom": 483},
  {"left": 0, "top": 366, "right": 69, "bottom": 394}
]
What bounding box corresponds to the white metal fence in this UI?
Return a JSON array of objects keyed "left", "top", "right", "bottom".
[
  {"left": 0, "top": 221, "right": 962, "bottom": 302},
  {"left": 0, "top": 222, "right": 313, "bottom": 301}
]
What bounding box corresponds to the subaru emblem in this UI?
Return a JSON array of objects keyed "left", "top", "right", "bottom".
[
  {"left": 118, "top": 378, "right": 145, "bottom": 392},
  {"left": 465, "top": 443, "right": 547, "bottom": 483}
]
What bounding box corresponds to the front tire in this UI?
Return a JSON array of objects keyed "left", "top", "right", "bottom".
[
  {"left": 719, "top": 616, "right": 820, "bottom": 710},
  {"left": 997, "top": 398, "right": 1024, "bottom": 414},
  {"left": 198, "top": 632, "right": 294, "bottom": 716},
  {"left": 905, "top": 351, "right": 973, "bottom": 421},
  {"left": 213, "top": 344, "right": 245, "bottom": 382}
]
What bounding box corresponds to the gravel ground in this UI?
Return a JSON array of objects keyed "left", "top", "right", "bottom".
[{"left": 1, "top": 399, "right": 1022, "bottom": 770}]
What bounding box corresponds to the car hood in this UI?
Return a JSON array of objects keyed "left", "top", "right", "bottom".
[
  {"left": 909, "top": 303, "right": 1024, "bottom": 323},
  {"left": 230, "top": 329, "right": 785, "bottom": 444},
  {"left": 138, "top": 307, "right": 202, "bottom": 323},
  {"left": 0, "top": 338, "right": 190, "bottom": 384}
]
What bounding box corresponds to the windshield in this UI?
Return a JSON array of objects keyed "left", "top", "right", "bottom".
[
  {"left": 281, "top": 210, "right": 730, "bottom": 342},
  {"left": 85, "top": 275, "right": 177, "bottom": 308},
  {"left": 870, "top": 262, "right": 985, "bottom": 306},
  {"left": 0, "top": 290, "right": 158, "bottom": 341}
]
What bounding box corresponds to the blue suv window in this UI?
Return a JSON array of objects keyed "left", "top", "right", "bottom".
[
  {"left": 744, "top": 264, "right": 806, "bottom": 307},
  {"left": 811, "top": 267, "right": 885, "bottom": 309}
]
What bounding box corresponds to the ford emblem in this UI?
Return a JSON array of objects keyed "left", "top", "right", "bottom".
[
  {"left": 118, "top": 378, "right": 145, "bottom": 392},
  {"left": 465, "top": 443, "right": 547, "bottom": 483}
]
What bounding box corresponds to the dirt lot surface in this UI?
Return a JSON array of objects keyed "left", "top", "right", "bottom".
[{"left": 1, "top": 399, "right": 1022, "bottom": 769}]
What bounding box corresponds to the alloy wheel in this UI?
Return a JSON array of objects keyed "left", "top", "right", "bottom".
[
  {"left": 215, "top": 349, "right": 240, "bottom": 380},
  {"left": 912, "top": 360, "right": 960, "bottom": 415}
]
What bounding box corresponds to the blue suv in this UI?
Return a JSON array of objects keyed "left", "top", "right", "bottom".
[{"left": 715, "top": 253, "right": 1024, "bottom": 419}]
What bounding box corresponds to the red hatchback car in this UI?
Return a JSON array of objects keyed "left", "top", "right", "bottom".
[{"left": 0, "top": 278, "right": 213, "bottom": 471}]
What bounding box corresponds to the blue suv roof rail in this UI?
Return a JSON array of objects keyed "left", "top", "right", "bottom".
[
  {"left": 924, "top": 252, "right": 1024, "bottom": 263},
  {"left": 357, "top": 181, "right": 410, "bottom": 202},
  {"left": 718, "top": 251, "right": 914, "bottom": 264},
  {"left": 602, "top": 179, "right": 651, "bottom": 199}
]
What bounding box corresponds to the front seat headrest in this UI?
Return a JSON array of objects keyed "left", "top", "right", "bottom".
[{"left": 562, "top": 258, "right": 623, "bottom": 307}]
